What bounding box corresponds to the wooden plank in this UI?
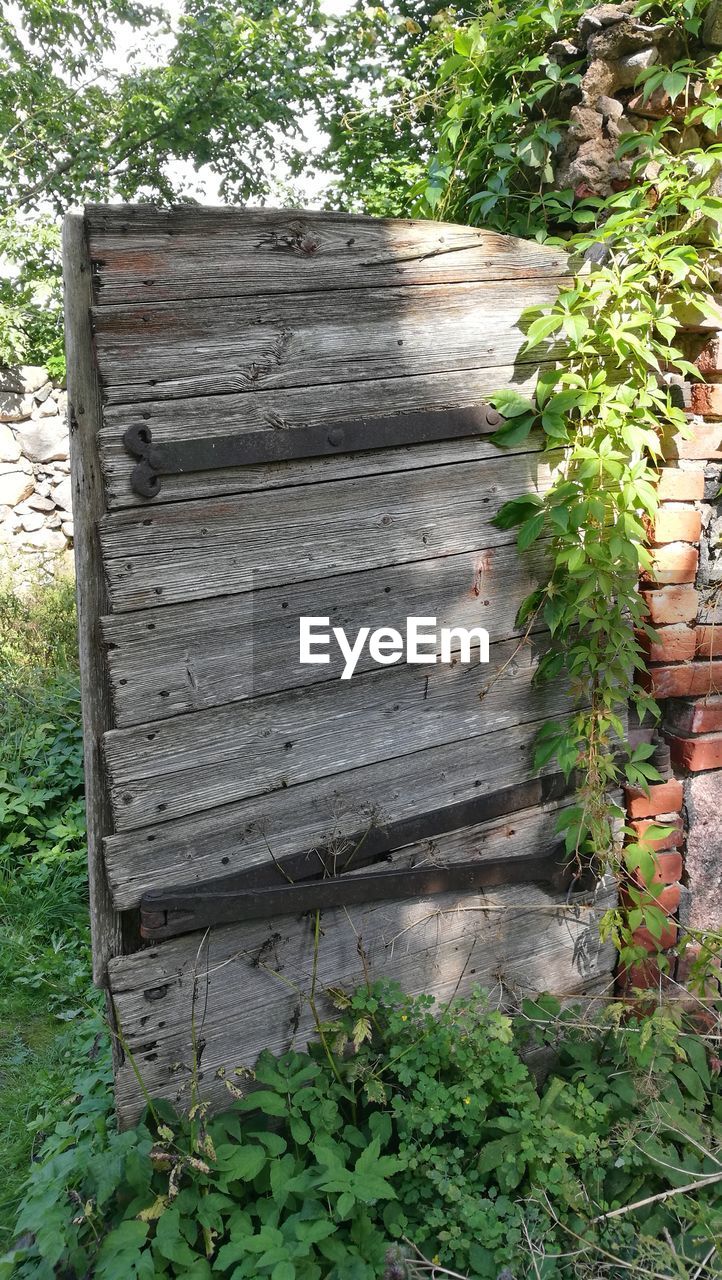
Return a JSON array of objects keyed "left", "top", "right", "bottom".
[
  {"left": 102, "top": 542, "right": 549, "bottom": 728},
  {"left": 91, "top": 278, "right": 568, "bottom": 404},
  {"left": 103, "top": 717, "right": 570, "bottom": 909},
  {"left": 62, "top": 212, "right": 125, "bottom": 985},
  {"left": 103, "top": 633, "right": 569, "bottom": 833},
  {"left": 99, "top": 365, "right": 548, "bottom": 509},
  {"left": 100, "top": 453, "right": 555, "bottom": 611},
  {"left": 109, "top": 870, "right": 617, "bottom": 1126},
  {"left": 86, "top": 204, "right": 571, "bottom": 305}
]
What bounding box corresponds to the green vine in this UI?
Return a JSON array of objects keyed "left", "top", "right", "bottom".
[{"left": 413, "top": 0, "right": 722, "bottom": 982}]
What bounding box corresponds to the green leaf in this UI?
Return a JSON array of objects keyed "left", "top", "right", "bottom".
[
  {"left": 216, "top": 1142, "right": 267, "bottom": 1181},
  {"left": 490, "top": 412, "right": 536, "bottom": 447},
  {"left": 490, "top": 389, "right": 536, "bottom": 418},
  {"left": 518, "top": 511, "right": 545, "bottom": 550}
]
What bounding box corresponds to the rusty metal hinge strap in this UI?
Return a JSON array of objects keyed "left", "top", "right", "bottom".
[
  {"left": 139, "top": 773, "right": 571, "bottom": 941},
  {"left": 123, "top": 403, "right": 504, "bottom": 498}
]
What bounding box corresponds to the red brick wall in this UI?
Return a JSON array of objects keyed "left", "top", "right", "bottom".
[{"left": 623, "top": 308, "right": 722, "bottom": 986}]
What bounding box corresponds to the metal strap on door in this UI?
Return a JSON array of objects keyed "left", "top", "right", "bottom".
[
  {"left": 123, "top": 403, "right": 505, "bottom": 497},
  {"left": 139, "top": 774, "right": 575, "bottom": 941}
]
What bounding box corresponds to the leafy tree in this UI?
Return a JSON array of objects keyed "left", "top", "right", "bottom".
[
  {"left": 0, "top": 0, "right": 329, "bottom": 369},
  {"left": 316, "top": 0, "right": 445, "bottom": 216}
]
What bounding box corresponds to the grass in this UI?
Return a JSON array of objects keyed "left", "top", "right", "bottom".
[{"left": 0, "top": 570, "right": 93, "bottom": 1248}]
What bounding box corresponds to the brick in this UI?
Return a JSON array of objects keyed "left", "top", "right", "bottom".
[
  {"left": 622, "top": 884, "right": 680, "bottom": 913},
  {"left": 654, "top": 883, "right": 682, "bottom": 914},
  {"left": 629, "top": 816, "right": 684, "bottom": 852},
  {"left": 668, "top": 731, "right": 722, "bottom": 771},
  {"left": 694, "top": 335, "right": 722, "bottom": 378},
  {"left": 640, "top": 585, "right": 699, "bottom": 625},
  {"left": 632, "top": 922, "right": 678, "bottom": 951},
  {"left": 665, "top": 421, "right": 722, "bottom": 460},
  {"left": 651, "top": 508, "right": 702, "bottom": 544},
  {"left": 641, "top": 543, "right": 699, "bottom": 585},
  {"left": 673, "top": 296, "right": 722, "bottom": 332},
  {"left": 687, "top": 384, "right": 722, "bottom": 418},
  {"left": 666, "top": 695, "right": 722, "bottom": 734},
  {"left": 639, "top": 624, "right": 696, "bottom": 664},
  {"left": 644, "top": 660, "right": 722, "bottom": 698},
  {"left": 695, "top": 625, "right": 722, "bottom": 658},
  {"left": 621, "top": 958, "right": 665, "bottom": 990},
  {"left": 631, "top": 850, "right": 684, "bottom": 885},
  {"left": 656, "top": 468, "right": 705, "bottom": 501},
  {"left": 625, "top": 779, "right": 683, "bottom": 817}
]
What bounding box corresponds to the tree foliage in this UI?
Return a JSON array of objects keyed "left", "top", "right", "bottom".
[{"left": 0, "top": 0, "right": 329, "bottom": 369}]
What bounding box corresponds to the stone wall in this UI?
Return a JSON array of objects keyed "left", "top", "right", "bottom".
[{"left": 0, "top": 365, "right": 74, "bottom": 576}]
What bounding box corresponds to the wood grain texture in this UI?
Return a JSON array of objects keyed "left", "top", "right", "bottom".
[
  {"left": 103, "top": 632, "right": 570, "bottom": 833},
  {"left": 102, "top": 542, "right": 549, "bottom": 728},
  {"left": 99, "top": 366, "right": 547, "bottom": 509},
  {"left": 109, "top": 868, "right": 617, "bottom": 1126},
  {"left": 92, "top": 278, "right": 568, "bottom": 404},
  {"left": 86, "top": 204, "right": 571, "bottom": 306},
  {"left": 62, "top": 213, "right": 124, "bottom": 985},
  {"left": 100, "top": 453, "right": 555, "bottom": 611},
  {"left": 103, "top": 717, "right": 570, "bottom": 909}
]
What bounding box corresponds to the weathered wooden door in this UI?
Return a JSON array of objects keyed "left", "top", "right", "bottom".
[{"left": 63, "top": 205, "right": 614, "bottom": 1125}]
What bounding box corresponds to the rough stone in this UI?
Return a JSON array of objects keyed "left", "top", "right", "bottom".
[
  {"left": 615, "top": 47, "right": 659, "bottom": 88},
  {"left": 27, "top": 493, "right": 55, "bottom": 513},
  {"left": 685, "top": 774, "right": 722, "bottom": 932},
  {"left": 19, "top": 511, "right": 44, "bottom": 533},
  {"left": 580, "top": 59, "right": 618, "bottom": 104},
  {"left": 0, "top": 424, "right": 21, "bottom": 464},
  {"left": 35, "top": 397, "right": 60, "bottom": 419},
  {"left": 20, "top": 527, "right": 67, "bottom": 552},
  {"left": 587, "top": 20, "right": 663, "bottom": 62},
  {"left": 597, "top": 93, "right": 624, "bottom": 119},
  {"left": 61, "top": 520, "right": 74, "bottom": 540},
  {"left": 15, "top": 417, "right": 69, "bottom": 464},
  {"left": 50, "top": 477, "right": 72, "bottom": 512},
  {"left": 579, "top": 2, "right": 634, "bottom": 46},
  {"left": 0, "top": 392, "right": 32, "bottom": 422},
  {"left": 0, "top": 471, "right": 34, "bottom": 507},
  {"left": 33, "top": 381, "right": 53, "bottom": 404},
  {"left": 0, "top": 365, "right": 48, "bottom": 395},
  {"left": 549, "top": 39, "right": 580, "bottom": 65},
  {"left": 703, "top": 0, "right": 722, "bottom": 48}
]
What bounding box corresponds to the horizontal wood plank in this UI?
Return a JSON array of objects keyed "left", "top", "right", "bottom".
[
  {"left": 109, "top": 869, "right": 616, "bottom": 1125},
  {"left": 103, "top": 632, "right": 569, "bottom": 833},
  {"left": 86, "top": 205, "right": 571, "bottom": 307},
  {"left": 100, "top": 365, "right": 547, "bottom": 509},
  {"left": 103, "top": 717, "right": 571, "bottom": 908},
  {"left": 100, "top": 453, "right": 554, "bottom": 611},
  {"left": 102, "top": 542, "right": 549, "bottom": 727},
  {"left": 92, "top": 279, "right": 568, "bottom": 404}
]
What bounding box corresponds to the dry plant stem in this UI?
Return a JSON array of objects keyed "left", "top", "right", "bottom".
[
  {"left": 691, "top": 1247, "right": 718, "bottom": 1280},
  {"left": 541, "top": 1193, "right": 679, "bottom": 1280},
  {"left": 401, "top": 1236, "right": 472, "bottom": 1279},
  {"left": 590, "top": 1171, "right": 722, "bottom": 1223}
]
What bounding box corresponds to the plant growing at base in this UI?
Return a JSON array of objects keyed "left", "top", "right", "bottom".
[{"left": 403, "top": 0, "right": 722, "bottom": 981}]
